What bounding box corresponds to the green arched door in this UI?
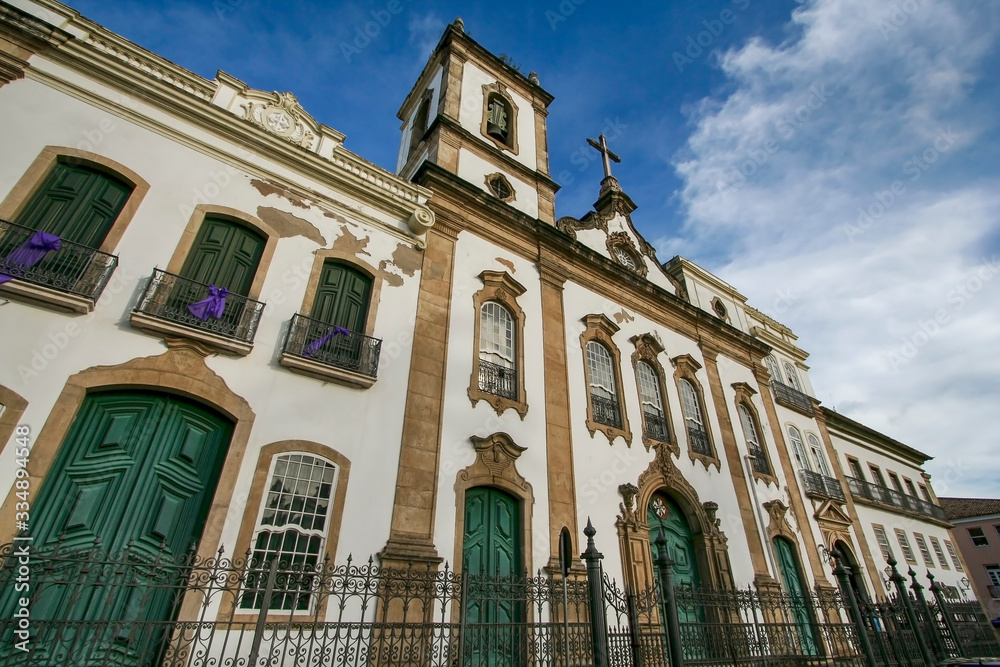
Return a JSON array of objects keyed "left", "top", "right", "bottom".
[
  {"left": 463, "top": 487, "right": 522, "bottom": 666},
  {"left": 6, "top": 390, "right": 233, "bottom": 665},
  {"left": 773, "top": 537, "right": 820, "bottom": 656},
  {"left": 648, "top": 493, "right": 702, "bottom": 630}
]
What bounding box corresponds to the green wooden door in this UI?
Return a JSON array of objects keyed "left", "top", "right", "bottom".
[
  {"left": 15, "top": 162, "right": 131, "bottom": 248},
  {"left": 463, "top": 487, "right": 522, "bottom": 666},
  {"left": 648, "top": 492, "right": 703, "bottom": 637},
  {"left": 179, "top": 217, "right": 264, "bottom": 296},
  {"left": 774, "top": 537, "right": 820, "bottom": 656},
  {"left": 19, "top": 391, "right": 232, "bottom": 665},
  {"left": 309, "top": 261, "right": 371, "bottom": 332}
]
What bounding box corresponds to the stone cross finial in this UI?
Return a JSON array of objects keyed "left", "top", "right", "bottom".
[{"left": 587, "top": 133, "right": 621, "bottom": 179}]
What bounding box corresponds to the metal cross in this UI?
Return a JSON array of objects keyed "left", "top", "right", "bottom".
[{"left": 587, "top": 133, "right": 621, "bottom": 179}]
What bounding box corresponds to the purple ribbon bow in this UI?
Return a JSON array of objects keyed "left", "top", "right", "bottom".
[
  {"left": 187, "top": 285, "right": 229, "bottom": 320},
  {"left": 303, "top": 326, "right": 351, "bottom": 358},
  {"left": 0, "top": 230, "right": 62, "bottom": 285}
]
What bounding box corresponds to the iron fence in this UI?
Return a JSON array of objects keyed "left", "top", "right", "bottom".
[
  {"left": 643, "top": 411, "right": 669, "bottom": 442},
  {"left": 687, "top": 425, "right": 712, "bottom": 457},
  {"left": 477, "top": 359, "right": 517, "bottom": 400},
  {"left": 0, "top": 218, "right": 118, "bottom": 301},
  {"left": 800, "top": 470, "right": 846, "bottom": 501},
  {"left": 283, "top": 313, "right": 382, "bottom": 379},
  {"left": 133, "top": 269, "right": 265, "bottom": 344}
]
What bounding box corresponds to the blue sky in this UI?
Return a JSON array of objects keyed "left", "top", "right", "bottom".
[{"left": 67, "top": 0, "right": 1000, "bottom": 498}]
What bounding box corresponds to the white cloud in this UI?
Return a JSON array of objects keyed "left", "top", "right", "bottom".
[{"left": 670, "top": 0, "right": 1000, "bottom": 497}]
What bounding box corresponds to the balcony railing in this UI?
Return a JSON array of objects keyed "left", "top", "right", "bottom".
[
  {"left": 643, "top": 410, "right": 669, "bottom": 442},
  {"left": 591, "top": 393, "right": 622, "bottom": 429},
  {"left": 688, "top": 425, "right": 712, "bottom": 456},
  {"left": 0, "top": 218, "right": 118, "bottom": 301},
  {"left": 772, "top": 382, "right": 815, "bottom": 415},
  {"left": 748, "top": 444, "right": 772, "bottom": 476},
  {"left": 845, "top": 476, "right": 947, "bottom": 521},
  {"left": 283, "top": 313, "right": 381, "bottom": 379},
  {"left": 800, "top": 470, "right": 846, "bottom": 501},
  {"left": 477, "top": 359, "right": 517, "bottom": 400},
  {"left": 989, "top": 585, "right": 1000, "bottom": 599},
  {"left": 133, "top": 269, "right": 265, "bottom": 344}
]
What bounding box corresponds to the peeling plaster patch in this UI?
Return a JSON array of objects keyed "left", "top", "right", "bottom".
[
  {"left": 613, "top": 309, "right": 635, "bottom": 325},
  {"left": 256, "top": 206, "right": 326, "bottom": 245},
  {"left": 378, "top": 242, "right": 423, "bottom": 288},
  {"left": 250, "top": 178, "right": 311, "bottom": 209},
  {"left": 495, "top": 257, "right": 516, "bottom": 273},
  {"left": 332, "top": 226, "right": 371, "bottom": 257}
]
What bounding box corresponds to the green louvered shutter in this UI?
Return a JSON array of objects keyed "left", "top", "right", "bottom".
[
  {"left": 178, "top": 217, "right": 265, "bottom": 296},
  {"left": 309, "top": 261, "right": 371, "bottom": 332}
]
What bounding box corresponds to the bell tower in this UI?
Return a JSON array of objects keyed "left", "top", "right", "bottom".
[{"left": 395, "top": 18, "right": 558, "bottom": 223}]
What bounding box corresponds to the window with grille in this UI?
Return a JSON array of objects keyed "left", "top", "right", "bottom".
[
  {"left": 788, "top": 425, "right": 809, "bottom": 471},
  {"left": 241, "top": 453, "right": 338, "bottom": 612},
  {"left": 587, "top": 341, "right": 620, "bottom": 427},
  {"left": 479, "top": 302, "right": 516, "bottom": 398},
  {"left": 873, "top": 525, "right": 893, "bottom": 561},
  {"left": 636, "top": 361, "right": 667, "bottom": 441},
  {"left": 895, "top": 529, "right": 916, "bottom": 564},
  {"left": 969, "top": 527, "right": 990, "bottom": 547},
  {"left": 929, "top": 537, "right": 949, "bottom": 569},
  {"left": 782, "top": 362, "right": 802, "bottom": 391},
  {"left": 805, "top": 433, "right": 831, "bottom": 476},
  {"left": 738, "top": 404, "right": 769, "bottom": 475},
  {"left": 914, "top": 534, "right": 935, "bottom": 567},
  {"left": 679, "top": 378, "right": 710, "bottom": 455},
  {"left": 987, "top": 567, "right": 1000, "bottom": 588},
  {"left": 945, "top": 541, "right": 964, "bottom": 571}
]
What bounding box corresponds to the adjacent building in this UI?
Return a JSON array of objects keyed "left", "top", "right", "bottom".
[{"left": 940, "top": 497, "right": 1000, "bottom": 624}]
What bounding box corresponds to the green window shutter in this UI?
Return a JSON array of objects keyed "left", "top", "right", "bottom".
[
  {"left": 309, "top": 261, "right": 372, "bottom": 332},
  {"left": 15, "top": 162, "right": 132, "bottom": 248},
  {"left": 773, "top": 537, "right": 820, "bottom": 655},
  {"left": 179, "top": 217, "right": 265, "bottom": 296}
]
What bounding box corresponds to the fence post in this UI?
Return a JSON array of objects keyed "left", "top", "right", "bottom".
[
  {"left": 887, "top": 556, "right": 935, "bottom": 667},
  {"left": 581, "top": 518, "right": 609, "bottom": 667},
  {"left": 654, "top": 530, "right": 685, "bottom": 667},
  {"left": 247, "top": 556, "right": 278, "bottom": 667},
  {"left": 458, "top": 568, "right": 469, "bottom": 665},
  {"left": 928, "top": 571, "right": 965, "bottom": 658},
  {"left": 833, "top": 557, "right": 876, "bottom": 667},
  {"left": 626, "top": 591, "right": 643, "bottom": 667},
  {"left": 909, "top": 567, "right": 946, "bottom": 661}
]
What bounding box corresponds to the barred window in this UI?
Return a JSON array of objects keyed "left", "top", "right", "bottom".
[
  {"left": 637, "top": 362, "right": 663, "bottom": 417},
  {"left": 242, "top": 453, "right": 338, "bottom": 611},
  {"left": 587, "top": 342, "right": 617, "bottom": 400},
  {"left": 914, "top": 534, "right": 935, "bottom": 567},
  {"left": 895, "top": 529, "right": 916, "bottom": 564},
  {"left": 783, "top": 362, "right": 802, "bottom": 391},
  {"left": 944, "top": 541, "right": 964, "bottom": 571},
  {"left": 805, "top": 433, "right": 831, "bottom": 476},
  {"left": 679, "top": 379, "right": 703, "bottom": 429},
  {"left": 480, "top": 302, "right": 515, "bottom": 369}
]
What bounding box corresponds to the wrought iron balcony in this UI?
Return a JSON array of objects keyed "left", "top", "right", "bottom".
[
  {"left": 748, "top": 444, "right": 772, "bottom": 476},
  {"left": 642, "top": 410, "right": 669, "bottom": 442},
  {"left": 283, "top": 313, "right": 381, "bottom": 380},
  {"left": 133, "top": 269, "right": 264, "bottom": 345},
  {"left": 0, "top": 218, "right": 118, "bottom": 303},
  {"left": 688, "top": 425, "right": 712, "bottom": 456},
  {"left": 591, "top": 393, "right": 622, "bottom": 429},
  {"left": 845, "top": 476, "right": 947, "bottom": 521},
  {"left": 477, "top": 359, "right": 517, "bottom": 400},
  {"left": 800, "top": 470, "right": 846, "bottom": 501},
  {"left": 772, "top": 382, "right": 815, "bottom": 416}
]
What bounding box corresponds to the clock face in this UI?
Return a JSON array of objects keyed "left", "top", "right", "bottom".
[{"left": 613, "top": 246, "right": 637, "bottom": 270}]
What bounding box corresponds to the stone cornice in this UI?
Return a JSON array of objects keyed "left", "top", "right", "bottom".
[
  {"left": 0, "top": 1, "right": 73, "bottom": 52},
  {"left": 752, "top": 325, "right": 810, "bottom": 364}
]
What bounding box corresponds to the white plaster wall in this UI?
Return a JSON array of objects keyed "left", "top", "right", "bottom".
[
  {"left": 395, "top": 64, "right": 444, "bottom": 174},
  {"left": 456, "top": 148, "right": 538, "bottom": 218},
  {"left": 0, "top": 75, "right": 424, "bottom": 564},
  {"left": 432, "top": 231, "right": 550, "bottom": 572},
  {"left": 458, "top": 62, "right": 536, "bottom": 172}
]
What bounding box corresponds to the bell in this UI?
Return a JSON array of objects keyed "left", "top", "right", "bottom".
[{"left": 487, "top": 121, "right": 507, "bottom": 142}]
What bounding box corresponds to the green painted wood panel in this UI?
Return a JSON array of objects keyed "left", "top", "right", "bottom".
[
  {"left": 15, "top": 163, "right": 131, "bottom": 248},
  {"left": 774, "top": 537, "right": 820, "bottom": 656},
  {"left": 178, "top": 217, "right": 264, "bottom": 296},
  {"left": 309, "top": 261, "right": 371, "bottom": 332}
]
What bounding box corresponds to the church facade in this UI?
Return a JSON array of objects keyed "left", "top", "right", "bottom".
[{"left": 0, "top": 0, "right": 982, "bottom": 657}]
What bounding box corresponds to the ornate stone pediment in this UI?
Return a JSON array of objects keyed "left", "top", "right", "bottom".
[
  {"left": 462, "top": 432, "right": 528, "bottom": 491},
  {"left": 763, "top": 499, "right": 796, "bottom": 542},
  {"left": 242, "top": 90, "right": 318, "bottom": 149}
]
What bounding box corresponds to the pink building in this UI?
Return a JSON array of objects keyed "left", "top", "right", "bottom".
[{"left": 940, "top": 497, "right": 1000, "bottom": 633}]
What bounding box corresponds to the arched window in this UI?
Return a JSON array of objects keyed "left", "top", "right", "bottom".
[
  {"left": 408, "top": 96, "right": 431, "bottom": 158},
  {"left": 805, "top": 433, "right": 831, "bottom": 476},
  {"left": 679, "top": 379, "right": 710, "bottom": 455},
  {"left": 587, "top": 341, "right": 621, "bottom": 428},
  {"left": 636, "top": 361, "right": 668, "bottom": 442},
  {"left": 242, "top": 452, "right": 339, "bottom": 612},
  {"left": 738, "top": 404, "right": 770, "bottom": 475},
  {"left": 788, "top": 425, "right": 810, "bottom": 471},
  {"left": 479, "top": 301, "right": 516, "bottom": 399},
  {"left": 783, "top": 362, "right": 802, "bottom": 391},
  {"left": 765, "top": 355, "right": 784, "bottom": 386}
]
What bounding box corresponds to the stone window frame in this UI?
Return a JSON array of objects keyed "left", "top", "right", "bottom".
[
  {"left": 670, "top": 354, "right": 720, "bottom": 470},
  {"left": 709, "top": 297, "right": 731, "bottom": 323},
  {"left": 580, "top": 314, "right": 631, "bottom": 445},
  {"left": 469, "top": 270, "right": 527, "bottom": 419},
  {"left": 484, "top": 172, "right": 516, "bottom": 203},
  {"left": 912, "top": 533, "right": 935, "bottom": 567},
  {"left": 872, "top": 524, "right": 894, "bottom": 562},
  {"left": 894, "top": 528, "right": 918, "bottom": 565},
  {"left": 928, "top": 535, "right": 950, "bottom": 570},
  {"left": 732, "top": 382, "right": 778, "bottom": 487},
  {"left": 0, "top": 146, "right": 150, "bottom": 313},
  {"left": 480, "top": 82, "right": 519, "bottom": 155},
  {"left": 220, "top": 440, "right": 350, "bottom": 623},
  {"left": 629, "top": 334, "right": 677, "bottom": 454}
]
